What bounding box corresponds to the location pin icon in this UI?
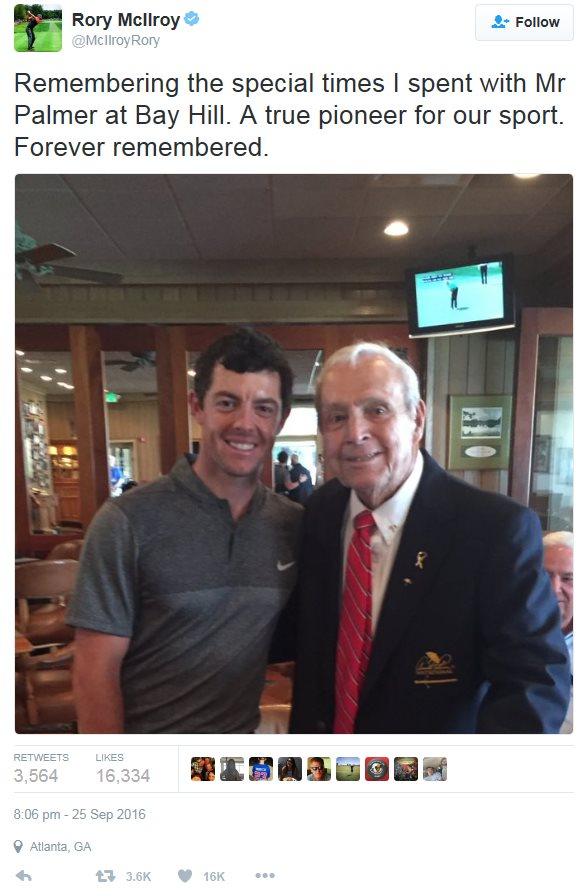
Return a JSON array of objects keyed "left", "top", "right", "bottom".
[{"left": 14, "top": 840, "right": 23, "bottom": 854}]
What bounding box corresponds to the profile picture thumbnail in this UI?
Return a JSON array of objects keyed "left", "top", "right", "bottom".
[
  {"left": 219, "top": 757, "right": 244, "bottom": 781},
  {"left": 365, "top": 757, "right": 390, "bottom": 781},
  {"left": 335, "top": 757, "right": 360, "bottom": 781},
  {"left": 249, "top": 757, "right": 273, "bottom": 781},
  {"left": 278, "top": 757, "right": 302, "bottom": 781},
  {"left": 307, "top": 757, "right": 331, "bottom": 781},
  {"left": 394, "top": 757, "right": 418, "bottom": 781},
  {"left": 191, "top": 757, "right": 215, "bottom": 781},
  {"left": 14, "top": 4, "right": 62, "bottom": 52},
  {"left": 423, "top": 757, "right": 447, "bottom": 781}
]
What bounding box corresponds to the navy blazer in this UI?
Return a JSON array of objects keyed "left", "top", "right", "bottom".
[{"left": 290, "top": 451, "right": 570, "bottom": 734}]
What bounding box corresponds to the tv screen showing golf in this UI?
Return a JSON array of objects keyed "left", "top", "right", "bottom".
[{"left": 406, "top": 257, "right": 514, "bottom": 338}]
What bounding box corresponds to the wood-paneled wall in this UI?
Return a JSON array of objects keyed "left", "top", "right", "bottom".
[
  {"left": 107, "top": 400, "right": 161, "bottom": 483},
  {"left": 46, "top": 399, "right": 161, "bottom": 483},
  {"left": 426, "top": 332, "right": 515, "bottom": 495},
  {"left": 46, "top": 401, "right": 76, "bottom": 440}
]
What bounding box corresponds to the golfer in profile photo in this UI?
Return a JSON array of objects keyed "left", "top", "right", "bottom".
[{"left": 14, "top": 4, "right": 63, "bottom": 53}]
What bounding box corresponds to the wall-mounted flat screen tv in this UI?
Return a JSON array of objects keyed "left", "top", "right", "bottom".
[{"left": 405, "top": 256, "right": 515, "bottom": 338}]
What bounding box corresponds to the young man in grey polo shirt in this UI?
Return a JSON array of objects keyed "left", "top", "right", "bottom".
[{"left": 67, "top": 329, "right": 302, "bottom": 733}]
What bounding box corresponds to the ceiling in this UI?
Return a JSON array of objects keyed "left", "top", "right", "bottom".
[{"left": 15, "top": 174, "right": 572, "bottom": 285}]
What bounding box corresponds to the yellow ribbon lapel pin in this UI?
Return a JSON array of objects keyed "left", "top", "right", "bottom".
[{"left": 415, "top": 551, "right": 428, "bottom": 570}]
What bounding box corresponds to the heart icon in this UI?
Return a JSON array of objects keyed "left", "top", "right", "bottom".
[{"left": 178, "top": 869, "right": 192, "bottom": 883}]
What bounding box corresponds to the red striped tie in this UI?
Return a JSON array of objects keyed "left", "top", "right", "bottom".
[{"left": 333, "top": 509, "right": 376, "bottom": 734}]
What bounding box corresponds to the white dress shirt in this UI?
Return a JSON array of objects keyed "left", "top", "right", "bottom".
[{"left": 342, "top": 452, "right": 424, "bottom": 634}]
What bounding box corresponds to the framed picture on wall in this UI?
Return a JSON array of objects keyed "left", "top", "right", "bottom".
[{"left": 448, "top": 395, "right": 512, "bottom": 470}]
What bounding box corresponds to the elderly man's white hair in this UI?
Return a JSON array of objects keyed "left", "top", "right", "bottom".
[
  {"left": 542, "top": 531, "right": 574, "bottom": 549},
  {"left": 316, "top": 342, "right": 421, "bottom": 414}
]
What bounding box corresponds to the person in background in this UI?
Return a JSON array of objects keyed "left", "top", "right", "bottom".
[
  {"left": 286, "top": 453, "right": 314, "bottom": 506},
  {"left": 543, "top": 531, "right": 573, "bottom": 733},
  {"left": 67, "top": 328, "right": 302, "bottom": 733},
  {"left": 274, "top": 449, "right": 289, "bottom": 494},
  {"left": 274, "top": 449, "right": 309, "bottom": 501},
  {"left": 291, "top": 342, "right": 570, "bottom": 734}
]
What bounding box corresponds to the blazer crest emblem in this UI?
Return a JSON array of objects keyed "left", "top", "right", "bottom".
[{"left": 414, "top": 651, "right": 458, "bottom": 686}]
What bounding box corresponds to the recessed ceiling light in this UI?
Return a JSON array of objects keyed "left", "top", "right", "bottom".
[
  {"left": 384, "top": 220, "right": 409, "bottom": 237},
  {"left": 513, "top": 174, "right": 541, "bottom": 179},
  {"left": 188, "top": 369, "right": 196, "bottom": 377},
  {"left": 20, "top": 367, "right": 33, "bottom": 373},
  {"left": 40, "top": 375, "right": 53, "bottom": 382},
  {"left": 55, "top": 368, "right": 67, "bottom": 374},
  {"left": 353, "top": 305, "right": 385, "bottom": 317},
  {"left": 57, "top": 381, "right": 74, "bottom": 390},
  {"left": 16, "top": 350, "right": 25, "bottom": 356}
]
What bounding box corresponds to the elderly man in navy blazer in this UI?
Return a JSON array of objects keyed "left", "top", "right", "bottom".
[{"left": 290, "top": 342, "right": 570, "bottom": 734}]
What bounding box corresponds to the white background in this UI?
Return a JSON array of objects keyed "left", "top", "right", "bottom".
[{"left": 2, "top": 2, "right": 579, "bottom": 892}]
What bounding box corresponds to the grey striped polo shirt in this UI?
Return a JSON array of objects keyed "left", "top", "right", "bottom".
[{"left": 66, "top": 456, "right": 303, "bottom": 733}]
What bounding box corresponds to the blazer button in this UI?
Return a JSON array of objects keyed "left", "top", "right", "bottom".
[{"left": 316, "top": 720, "right": 326, "bottom": 733}]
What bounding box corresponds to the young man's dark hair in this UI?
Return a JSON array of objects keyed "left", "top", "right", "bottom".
[
  {"left": 277, "top": 450, "right": 289, "bottom": 464},
  {"left": 194, "top": 327, "right": 294, "bottom": 415}
]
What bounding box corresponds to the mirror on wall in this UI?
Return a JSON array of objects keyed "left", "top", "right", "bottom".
[
  {"left": 103, "top": 351, "right": 160, "bottom": 495},
  {"left": 529, "top": 336, "right": 573, "bottom": 533},
  {"left": 17, "top": 349, "right": 81, "bottom": 534}
]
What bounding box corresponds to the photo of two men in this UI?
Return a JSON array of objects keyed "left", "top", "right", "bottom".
[{"left": 15, "top": 173, "right": 573, "bottom": 736}]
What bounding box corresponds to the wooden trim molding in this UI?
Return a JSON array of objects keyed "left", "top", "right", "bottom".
[
  {"left": 15, "top": 365, "right": 32, "bottom": 553},
  {"left": 70, "top": 326, "right": 111, "bottom": 527},
  {"left": 155, "top": 326, "right": 190, "bottom": 474}
]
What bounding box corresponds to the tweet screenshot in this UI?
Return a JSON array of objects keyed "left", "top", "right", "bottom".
[{"left": 3, "top": 0, "right": 578, "bottom": 892}]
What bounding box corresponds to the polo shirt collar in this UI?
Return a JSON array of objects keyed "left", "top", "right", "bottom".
[{"left": 170, "top": 454, "right": 265, "bottom": 514}]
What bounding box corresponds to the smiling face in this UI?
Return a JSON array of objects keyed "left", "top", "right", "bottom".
[
  {"left": 319, "top": 356, "right": 425, "bottom": 509},
  {"left": 309, "top": 761, "right": 325, "bottom": 780},
  {"left": 194, "top": 363, "right": 287, "bottom": 488},
  {"left": 544, "top": 544, "right": 574, "bottom": 633}
]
